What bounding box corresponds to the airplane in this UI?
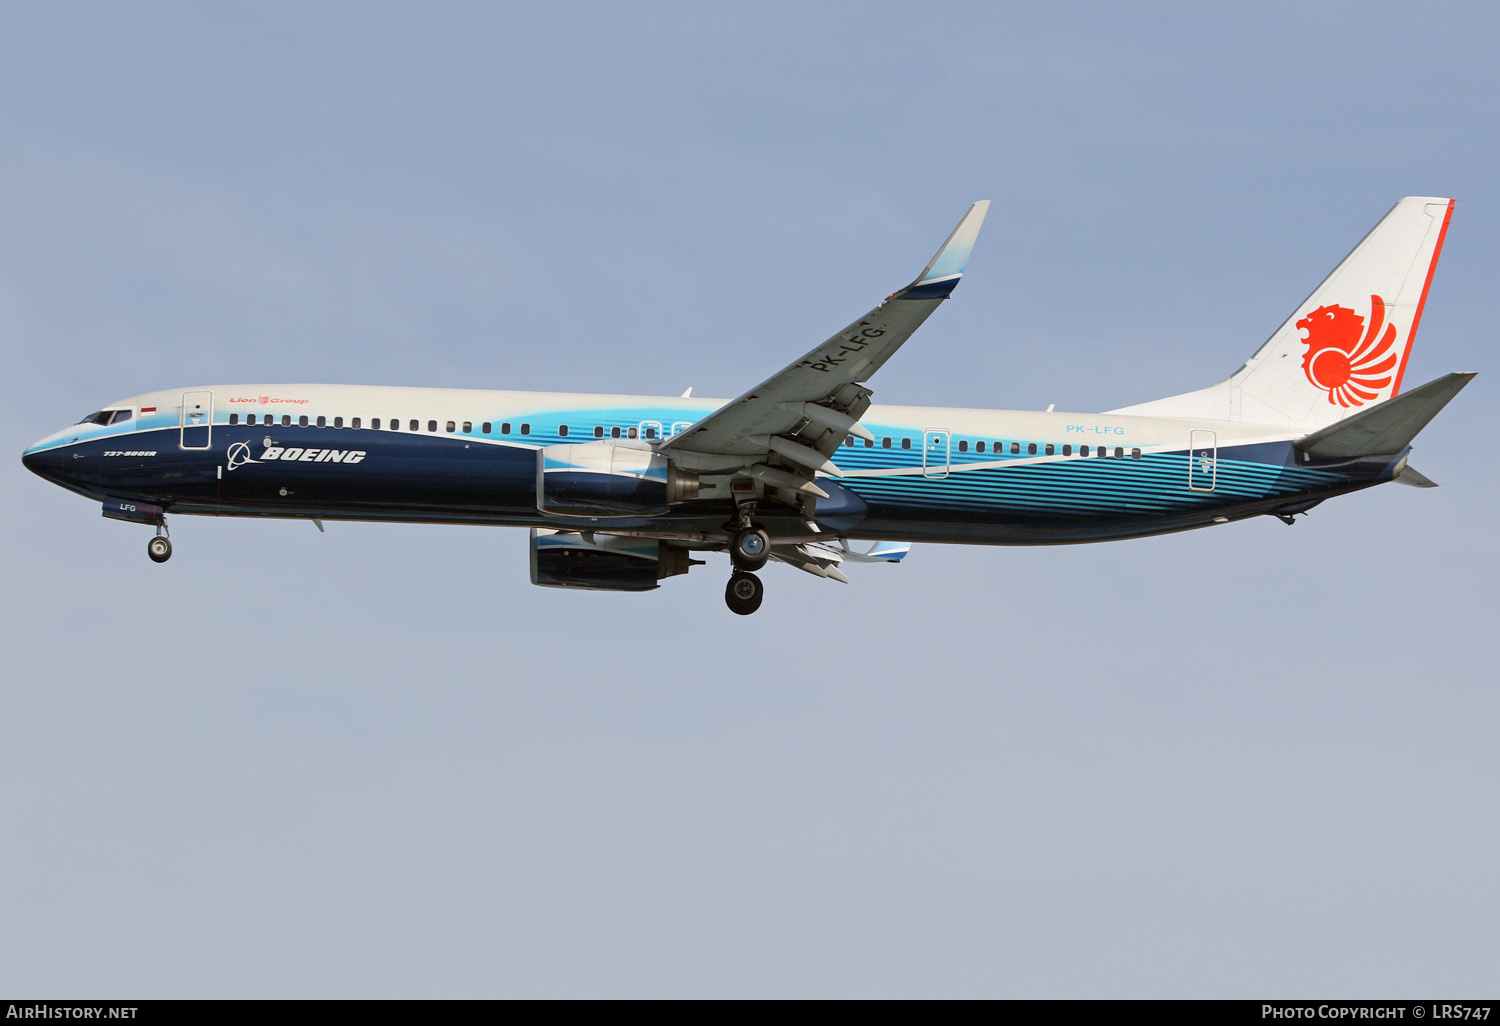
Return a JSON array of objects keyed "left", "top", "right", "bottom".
[{"left": 22, "top": 197, "right": 1473, "bottom": 615}]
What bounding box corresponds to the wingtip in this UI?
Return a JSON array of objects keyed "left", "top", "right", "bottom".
[{"left": 907, "top": 200, "right": 991, "bottom": 297}]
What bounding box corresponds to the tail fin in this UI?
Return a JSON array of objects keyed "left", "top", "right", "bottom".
[{"left": 1112, "top": 197, "right": 1454, "bottom": 430}]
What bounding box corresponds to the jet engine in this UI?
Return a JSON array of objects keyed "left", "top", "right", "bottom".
[{"left": 529, "top": 529, "right": 694, "bottom": 591}]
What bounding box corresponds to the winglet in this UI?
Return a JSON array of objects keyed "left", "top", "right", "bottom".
[{"left": 903, "top": 200, "right": 991, "bottom": 300}]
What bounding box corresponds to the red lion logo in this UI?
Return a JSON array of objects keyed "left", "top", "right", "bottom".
[{"left": 1297, "top": 295, "right": 1400, "bottom": 407}]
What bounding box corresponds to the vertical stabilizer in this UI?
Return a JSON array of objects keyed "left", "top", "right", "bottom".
[{"left": 1111, "top": 197, "right": 1454, "bottom": 430}]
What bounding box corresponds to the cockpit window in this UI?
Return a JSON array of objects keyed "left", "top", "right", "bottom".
[{"left": 76, "top": 409, "right": 133, "bottom": 426}]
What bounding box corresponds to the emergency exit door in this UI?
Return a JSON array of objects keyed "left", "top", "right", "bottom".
[
  {"left": 1188, "top": 429, "right": 1216, "bottom": 491},
  {"left": 180, "top": 391, "right": 213, "bottom": 450}
]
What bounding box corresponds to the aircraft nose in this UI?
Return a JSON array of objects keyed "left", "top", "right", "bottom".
[{"left": 22, "top": 442, "right": 65, "bottom": 481}]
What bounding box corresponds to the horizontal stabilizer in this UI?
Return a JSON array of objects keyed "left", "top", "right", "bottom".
[
  {"left": 1294, "top": 372, "right": 1475, "bottom": 457},
  {"left": 1395, "top": 464, "right": 1439, "bottom": 488}
]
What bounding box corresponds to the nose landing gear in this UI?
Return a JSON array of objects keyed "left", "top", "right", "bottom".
[
  {"left": 725, "top": 570, "right": 764, "bottom": 615},
  {"left": 146, "top": 522, "right": 172, "bottom": 563}
]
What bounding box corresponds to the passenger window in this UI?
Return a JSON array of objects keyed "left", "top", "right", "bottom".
[
  {"left": 481, "top": 422, "right": 491, "bottom": 434},
  {"left": 520, "top": 424, "right": 530, "bottom": 435},
  {"left": 409, "top": 419, "right": 419, "bottom": 431},
  {"left": 844, "top": 437, "right": 854, "bottom": 447},
  {"left": 1010, "top": 442, "right": 1019, "bottom": 455},
  {"left": 282, "top": 415, "right": 292, "bottom": 427},
  {"left": 372, "top": 418, "right": 381, "bottom": 429},
  {"left": 611, "top": 426, "right": 622, "bottom": 439},
  {"left": 501, "top": 422, "right": 511, "bottom": 434},
  {"left": 428, "top": 420, "right": 437, "bottom": 432},
  {"left": 1114, "top": 446, "right": 1124, "bottom": 459},
  {"left": 1027, "top": 443, "right": 1037, "bottom": 455},
  {"left": 351, "top": 417, "right": 360, "bottom": 429},
  {"left": 1131, "top": 447, "right": 1141, "bottom": 460},
  {"left": 446, "top": 421, "right": 456, "bottom": 433},
  {"left": 594, "top": 426, "right": 604, "bottom": 438},
  {"left": 976, "top": 441, "right": 986, "bottom": 453},
  {"left": 559, "top": 425, "right": 568, "bottom": 437},
  {"left": 317, "top": 416, "right": 326, "bottom": 428},
  {"left": 901, "top": 437, "right": 911, "bottom": 450},
  {"left": 958, "top": 440, "right": 968, "bottom": 452},
  {"left": 229, "top": 413, "right": 239, "bottom": 425},
  {"left": 1097, "top": 446, "right": 1109, "bottom": 457},
  {"left": 627, "top": 426, "right": 637, "bottom": 439},
  {"left": 644, "top": 426, "right": 656, "bottom": 439},
  {"left": 247, "top": 414, "right": 257, "bottom": 425},
  {"left": 882, "top": 437, "right": 891, "bottom": 449},
  {"left": 1045, "top": 443, "right": 1054, "bottom": 455},
  {"left": 300, "top": 415, "right": 309, "bottom": 427},
  {"left": 334, "top": 416, "right": 343, "bottom": 428},
  {"left": 1063, "top": 444, "right": 1072, "bottom": 456},
  {"left": 463, "top": 421, "right": 472, "bottom": 433}
]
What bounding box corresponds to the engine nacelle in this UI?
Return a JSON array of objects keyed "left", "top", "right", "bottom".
[
  {"left": 537, "top": 440, "right": 679, "bottom": 517},
  {"left": 530, "top": 529, "right": 693, "bottom": 591}
]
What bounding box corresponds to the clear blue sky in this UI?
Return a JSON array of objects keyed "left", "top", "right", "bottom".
[{"left": 3, "top": 1, "right": 1495, "bottom": 997}]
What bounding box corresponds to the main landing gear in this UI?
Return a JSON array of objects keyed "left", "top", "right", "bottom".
[
  {"left": 725, "top": 570, "right": 764, "bottom": 616},
  {"left": 723, "top": 518, "right": 770, "bottom": 614},
  {"left": 729, "top": 526, "right": 770, "bottom": 572},
  {"left": 146, "top": 523, "right": 172, "bottom": 563}
]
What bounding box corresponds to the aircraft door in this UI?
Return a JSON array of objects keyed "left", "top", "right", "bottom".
[
  {"left": 670, "top": 421, "right": 693, "bottom": 438},
  {"left": 1188, "top": 429, "right": 1216, "bottom": 491},
  {"left": 639, "top": 420, "right": 663, "bottom": 441},
  {"left": 180, "top": 391, "right": 214, "bottom": 450},
  {"left": 923, "top": 429, "right": 951, "bottom": 478}
]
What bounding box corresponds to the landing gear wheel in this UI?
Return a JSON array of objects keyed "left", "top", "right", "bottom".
[
  {"left": 730, "top": 527, "right": 770, "bottom": 572},
  {"left": 147, "top": 536, "right": 173, "bottom": 563},
  {"left": 725, "top": 571, "right": 764, "bottom": 616}
]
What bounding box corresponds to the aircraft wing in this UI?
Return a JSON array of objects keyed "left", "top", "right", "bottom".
[{"left": 661, "top": 201, "right": 989, "bottom": 467}]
